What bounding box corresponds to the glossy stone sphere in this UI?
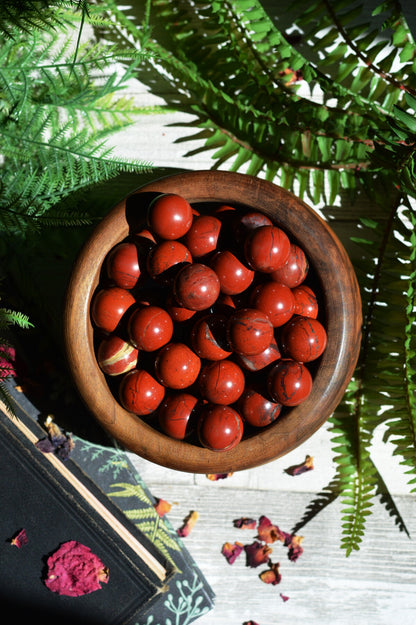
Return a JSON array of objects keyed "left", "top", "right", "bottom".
[
  {"left": 270, "top": 243, "right": 309, "bottom": 288},
  {"left": 91, "top": 287, "right": 135, "bottom": 333},
  {"left": 238, "top": 210, "right": 273, "bottom": 232},
  {"left": 158, "top": 392, "right": 199, "bottom": 440},
  {"left": 250, "top": 281, "right": 295, "bottom": 327},
  {"left": 174, "top": 263, "right": 221, "bottom": 311},
  {"left": 244, "top": 225, "right": 291, "bottom": 273},
  {"left": 198, "top": 404, "right": 244, "bottom": 451},
  {"left": 267, "top": 359, "right": 313, "bottom": 406},
  {"left": 148, "top": 193, "right": 193, "bottom": 240},
  {"left": 238, "top": 388, "right": 281, "bottom": 427},
  {"left": 184, "top": 214, "right": 222, "bottom": 258},
  {"left": 147, "top": 240, "right": 192, "bottom": 282},
  {"left": 190, "top": 314, "right": 232, "bottom": 361},
  {"left": 166, "top": 294, "right": 196, "bottom": 323},
  {"left": 227, "top": 307, "right": 274, "bottom": 356},
  {"left": 128, "top": 305, "right": 173, "bottom": 352},
  {"left": 119, "top": 369, "right": 165, "bottom": 415},
  {"left": 292, "top": 284, "right": 319, "bottom": 319},
  {"left": 96, "top": 335, "right": 138, "bottom": 376},
  {"left": 106, "top": 242, "right": 141, "bottom": 289},
  {"left": 235, "top": 335, "right": 281, "bottom": 372},
  {"left": 210, "top": 250, "right": 255, "bottom": 295},
  {"left": 155, "top": 342, "right": 201, "bottom": 389},
  {"left": 198, "top": 359, "right": 245, "bottom": 405},
  {"left": 280, "top": 316, "right": 327, "bottom": 362}
]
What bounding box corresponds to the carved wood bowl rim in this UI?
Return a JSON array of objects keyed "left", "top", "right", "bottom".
[{"left": 64, "top": 170, "right": 362, "bottom": 473}]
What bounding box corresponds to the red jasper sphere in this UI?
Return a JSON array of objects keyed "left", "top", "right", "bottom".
[
  {"left": 198, "top": 404, "right": 244, "bottom": 451},
  {"left": 174, "top": 263, "right": 220, "bottom": 311},
  {"left": 239, "top": 210, "right": 273, "bottom": 233},
  {"left": 119, "top": 369, "right": 165, "bottom": 415},
  {"left": 184, "top": 214, "right": 222, "bottom": 258},
  {"left": 270, "top": 243, "right": 309, "bottom": 288},
  {"left": 267, "top": 359, "right": 313, "bottom": 406},
  {"left": 250, "top": 281, "right": 295, "bottom": 327},
  {"left": 280, "top": 316, "right": 327, "bottom": 362},
  {"left": 148, "top": 193, "right": 193, "bottom": 240},
  {"left": 244, "top": 225, "right": 291, "bottom": 273},
  {"left": 191, "top": 314, "right": 232, "bottom": 360},
  {"left": 238, "top": 388, "right": 281, "bottom": 427},
  {"left": 210, "top": 250, "right": 255, "bottom": 295},
  {"left": 97, "top": 335, "right": 138, "bottom": 376},
  {"left": 199, "top": 359, "right": 245, "bottom": 405},
  {"left": 128, "top": 305, "right": 173, "bottom": 352},
  {"left": 292, "top": 284, "right": 319, "bottom": 319},
  {"left": 235, "top": 335, "right": 281, "bottom": 372},
  {"left": 147, "top": 240, "right": 192, "bottom": 282},
  {"left": 91, "top": 287, "right": 135, "bottom": 333},
  {"left": 227, "top": 308, "right": 274, "bottom": 356},
  {"left": 106, "top": 242, "right": 140, "bottom": 289},
  {"left": 155, "top": 342, "right": 201, "bottom": 389},
  {"left": 158, "top": 392, "right": 199, "bottom": 439}
]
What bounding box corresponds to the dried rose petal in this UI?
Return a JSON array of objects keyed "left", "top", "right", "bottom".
[
  {"left": 177, "top": 510, "right": 199, "bottom": 537},
  {"left": 284, "top": 534, "right": 304, "bottom": 562},
  {"left": 243, "top": 621, "right": 260, "bottom": 625},
  {"left": 154, "top": 498, "right": 172, "bottom": 517},
  {"left": 0, "top": 345, "right": 16, "bottom": 379},
  {"left": 280, "top": 593, "right": 290, "bottom": 602},
  {"left": 244, "top": 541, "right": 272, "bottom": 568},
  {"left": 284, "top": 454, "right": 314, "bottom": 476},
  {"left": 206, "top": 472, "right": 234, "bottom": 480},
  {"left": 221, "top": 541, "right": 244, "bottom": 564},
  {"left": 256, "top": 515, "right": 285, "bottom": 543},
  {"left": 233, "top": 517, "right": 257, "bottom": 530},
  {"left": 44, "top": 540, "right": 109, "bottom": 597},
  {"left": 259, "top": 561, "right": 281, "bottom": 585},
  {"left": 10, "top": 528, "right": 28, "bottom": 548}
]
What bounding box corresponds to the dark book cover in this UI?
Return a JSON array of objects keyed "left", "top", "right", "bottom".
[{"left": 0, "top": 382, "right": 175, "bottom": 625}]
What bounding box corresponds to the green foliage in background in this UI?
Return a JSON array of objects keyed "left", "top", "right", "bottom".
[{"left": 100, "top": 0, "right": 416, "bottom": 555}]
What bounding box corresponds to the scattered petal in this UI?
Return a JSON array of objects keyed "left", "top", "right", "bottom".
[
  {"left": 44, "top": 540, "right": 109, "bottom": 597},
  {"left": 284, "top": 534, "right": 304, "bottom": 562},
  {"left": 35, "top": 415, "right": 74, "bottom": 460},
  {"left": 243, "top": 621, "right": 260, "bottom": 625},
  {"left": 154, "top": 498, "right": 172, "bottom": 517},
  {"left": 284, "top": 454, "right": 314, "bottom": 476},
  {"left": 280, "top": 593, "right": 290, "bottom": 602},
  {"left": 221, "top": 541, "right": 244, "bottom": 564},
  {"left": 177, "top": 510, "right": 199, "bottom": 537},
  {"left": 233, "top": 517, "right": 257, "bottom": 530},
  {"left": 259, "top": 562, "right": 282, "bottom": 585},
  {"left": 257, "top": 515, "right": 285, "bottom": 543},
  {"left": 244, "top": 541, "right": 272, "bottom": 568},
  {"left": 206, "top": 472, "right": 234, "bottom": 480},
  {"left": 10, "top": 528, "right": 28, "bottom": 548}
]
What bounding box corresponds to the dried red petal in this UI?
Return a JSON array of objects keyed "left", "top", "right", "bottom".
[
  {"left": 10, "top": 528, "right": 28, "bottom": 548},
  {"left": 243, "top": 621, "right": 260, "bottom": 625},
  {"left": 233, "top": 517, "right": 257, "bottom": 530},
  {"left": 284, "top": 454, "right": 314, "bottom": 476},
  {"left": 256, "top": 515, "right": 285, "bottom": 543},
  {"left": 177, "top": 510, "right": 199, "bottom": 537},
  {"left": 259, "top": 562, "right": 282, "bottom": 585},
  {"left": 154, "top": 498, "right": 172, "bottom": 517},
  {"left": 221, "top": 541, "right": 244, "bottom": 564},
  {"left": 284, "top": 534, "right": 304, "bottom": 561},
  {"left": 206, "top": 472, "right": 234, "bottom": 480},
  {"left": 280, "top": 593, "right": 290, "bottom": 602},
  {"left": 244, "top": 541, "right": 272, "bottom": 568},
  {"left": 44, "top": 540, "right": 109, "bottom": 597}
]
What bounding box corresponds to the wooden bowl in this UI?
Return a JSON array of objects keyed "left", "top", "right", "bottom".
[{"left": 64, "top": 171, "right": 361, "bottom": 473}]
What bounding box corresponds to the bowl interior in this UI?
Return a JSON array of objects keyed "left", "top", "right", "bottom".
[{"left": 64, "top": 170, "right": 362, "bottom": 473}]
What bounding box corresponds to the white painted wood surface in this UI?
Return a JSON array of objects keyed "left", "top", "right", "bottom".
[{"left": 105, "top": 76, "right": 416, "bottom": 624}]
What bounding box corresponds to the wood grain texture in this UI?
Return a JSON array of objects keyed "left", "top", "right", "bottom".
[{"left": 64, "top": 171, "right": 362, "bottom": 474}]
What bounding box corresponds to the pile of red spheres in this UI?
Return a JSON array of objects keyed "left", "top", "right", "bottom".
[{"left": 90, "top": 192, "right": 327, "bottom": 452}]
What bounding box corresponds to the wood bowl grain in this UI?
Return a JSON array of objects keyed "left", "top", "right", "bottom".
[{"left": 64, "top": 171, "right": 362, "bottom": 473}]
